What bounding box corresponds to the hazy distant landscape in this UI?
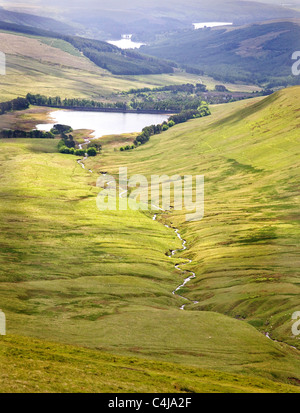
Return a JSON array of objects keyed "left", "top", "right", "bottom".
[{"left": 0, "top": 0, "right": 299, "bottom": 395}]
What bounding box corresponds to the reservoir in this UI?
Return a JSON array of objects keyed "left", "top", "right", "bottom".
[
  {"left": 193, "top": 22, "right": 233, "bottom": 29},
  {"left": 36, "top": 110, "right": 169, "bottom": 138},
  {"left": 107, "top": 34, "right": 145, "bottom": 49}
]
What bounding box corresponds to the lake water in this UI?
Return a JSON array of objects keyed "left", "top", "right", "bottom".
[
  {"left": 193, "top": 22, "right": 233, "bottom": 29},
  {"left": 107, "top": 38, "right": 145, "bottom": 49},
  {"left": 36, "top": 110, "right": 169, "bottom": 138}
]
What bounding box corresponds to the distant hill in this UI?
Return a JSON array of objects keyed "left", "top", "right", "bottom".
[
  {"left": 67, "top": 0, "right": 300, "bottom": 40},
  {"left": 0, "top": 21, "right": 175, "bottom": 76},
  {"left": 0, "top": 7, "right": 76, "bottom": 35},
  {"left": 141, "top": 20, "right": 300, "bottom": 87},
  {"left": 4, "top": 1, "right": 300, "bottom": 40}
]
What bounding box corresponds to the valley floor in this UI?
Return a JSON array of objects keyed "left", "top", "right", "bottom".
[{"left": 0, "top": 87, "right": 299, "bottom": 392}]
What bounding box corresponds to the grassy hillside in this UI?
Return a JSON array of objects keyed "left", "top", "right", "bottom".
[
  {"left": 85, "top": 86, "right": 300, "bottom": 350},
  {"left": 0, "top": 30, "right": 193, "bottom": 102},
  {"left": 0, "top": 7, "right": 76, "bottom": 34},
  {"left": 0, "top": 21, "right": 175, "bottom": 76},
  {"left": 2, "top": 335, "right": 299, "bottom": 393},
  {"left": 0, "top": 88, "right": 299, "bottom": 391},
  {"left": 141, "top": 20, "right": 300, "bottom": 86},
  {"left": 0, "top": 28, "right": 258, "bottom": 103}
]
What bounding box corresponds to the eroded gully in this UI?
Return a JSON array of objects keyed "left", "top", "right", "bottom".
[
  {"left": 76, "top": 160, "right": 300, "bottom": 355},
  {"left": 77, "top": 154, "right": 197, "bottom": 310}
]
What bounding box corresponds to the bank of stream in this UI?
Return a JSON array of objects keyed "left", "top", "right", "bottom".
[{"left": 78, "top": 154, "right": 197, "bottom": 310}]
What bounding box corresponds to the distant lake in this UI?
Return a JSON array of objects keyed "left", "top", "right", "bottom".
[
  {"left": 36, "top": 110, "right": 169, "bottom": 138},
  {"left": 107, "top": 35, "right": 145, "bottom": 49},
  {"left": 193, "top": 22, "right": 233, "bottom": 29}
]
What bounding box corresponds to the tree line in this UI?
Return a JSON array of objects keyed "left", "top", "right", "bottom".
[
  {"left": 0, "top": 97, "right": 29, "bottom": 115},
  {"left": 27, "top": 92, "right": 209, "bottom": 113},
  {"left": 26, "top": 94, "right": 128, "bottom": 110},
  {"left": 120, "top": 102, "right": 211, "bottom": 151},
  {"left": 0, "top": 129, "right": 54, "bottom": 139},
  {"left": 27, "top": 92, "right": 202, "bottom": 112},
  {"left": 125, "top": 83, "right": 208, "bottom": 95}
]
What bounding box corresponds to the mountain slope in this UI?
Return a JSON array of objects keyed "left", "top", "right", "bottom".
[
  {"left": 2, "top": 335, "right": 299, "bottom": 393},
  {"left": 0, "top": 27, "right": 207, "bottom": 103},
  {"left": 87, "top": 86, "right": 300, "bottom": 350},
  {"left": 0, "top": 21, "right": 175, "bottom": 75},
  {"left": 63, "top": 0, "right": 300, "bottom": 40},
  {"left": 141, "top": 20, "right": 300, "bottom": 86},
  {"left": 1, "top": 92, "right": 300, "bottom": 389},
  {"left": 0, "top": 7, "right": 75, "bottom": 34},
  {"left": 5, "top": 1, "right": 300, "bottom": 39}
]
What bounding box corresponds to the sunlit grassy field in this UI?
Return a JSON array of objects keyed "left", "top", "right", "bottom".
[
  {"left": 0, "top": 87, "right": 299, "bottom": 392},
  {"left": 1, "top": 136, "right": 299, "bottom": 383},
  {"left": 2, "top": 334, "right": 300, "bottom": 393}
]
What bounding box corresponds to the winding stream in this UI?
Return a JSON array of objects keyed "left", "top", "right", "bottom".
[
  {"left": 76, "top": 159, "right": 300, "bottom": 354},
  {"left": 159, "top": 218, "right": 198, "bottom": 310},
  {"left": 79, "top": 150, "right": 197, "bottom": 310},
  {"left": 77, "top": 138, "right": 93, "bottom": 172}
]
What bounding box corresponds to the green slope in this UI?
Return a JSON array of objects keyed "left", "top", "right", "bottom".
[
  {"left": 0, "top": 21, "right": 175, "bottom": 75},
  {"left": 1, "top": 335, "right": 299, "bottom": 393},
  {"left": 0, "top": 7, "right": 76, "bottom": 34},
  {"left": 0, "top": 28, "right": 257, "bottom": 104},
  {"left": 141, "top": 20, "right": 300, "bottom": 86},
  {"left": 0, "top": 136, "right": 299, "bottom": 386},
  {"left": 0, "top": 87, "right": 299, "bottom": 391},
  {"left": 0, "top": 27, "right": 221, "bottom": 102},
  {"left": 86, "top": 86, "right": 300, "bottom": 350}
]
